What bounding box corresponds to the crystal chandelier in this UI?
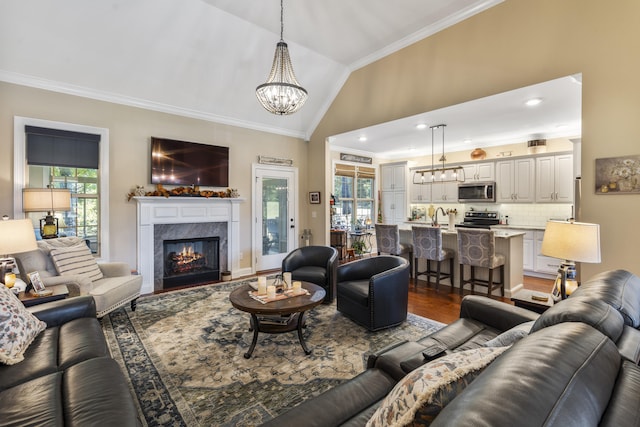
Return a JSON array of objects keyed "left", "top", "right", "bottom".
[{"left": 256, "top": 0, "right": 308, "bottom": 115}]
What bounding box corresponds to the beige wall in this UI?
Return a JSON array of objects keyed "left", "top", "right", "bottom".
[
  {"left": 313, "top": 0, "right": 640, "bottom": 278},
  {"left": 0, "top": 82, "right": 308, "bottom": 271}
]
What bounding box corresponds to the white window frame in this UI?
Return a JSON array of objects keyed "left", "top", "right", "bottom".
[{"left": 13, "top": 116, "right": 110, "bottom": 260}]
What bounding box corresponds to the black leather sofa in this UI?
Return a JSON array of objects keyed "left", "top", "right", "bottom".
[
  {"left": 336, "top": 255, "right": 410, "bottom": 331},
  {"left": 0, "top": 296, "right": 141, "bottom": 426},
  {"left": 261, "top": 269, "right": 640, "bottom": 426},
  {"left": 282, "top": 246, "right": 338, "bottom": 303}
]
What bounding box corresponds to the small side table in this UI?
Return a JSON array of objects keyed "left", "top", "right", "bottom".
[
  {"left": 19, "top": 284, "right": 69, "bottom": 307},
  {"left": 511, "top": 289, "right": 554, "bottom": 314}
]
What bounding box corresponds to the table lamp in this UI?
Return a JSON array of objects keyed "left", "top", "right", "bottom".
[
  {"left": 23, "top": 187, "right": 71, "bottom": 239},
  {"left": 0, "top": 218, "right": 38, "bottom": 285},
  {"left": 541, "top": 220, "right": 601, "bottom": 300}
]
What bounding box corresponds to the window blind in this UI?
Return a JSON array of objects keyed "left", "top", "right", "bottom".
[
  {"left": 26, "top": 126, "right": 100, "bottom": 169},
  {"left": 335, "top": 164, "right": 375, "bottom": 179}
]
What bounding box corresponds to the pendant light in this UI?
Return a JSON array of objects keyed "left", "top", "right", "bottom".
[
  {"left": 256, "top": 0, "right": 308, "bottom": 115},
  {"left": 412, "top": 124, "right": 463, "bottom": 185}
]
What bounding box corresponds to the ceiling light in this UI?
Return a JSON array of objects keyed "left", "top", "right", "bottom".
[
  {"left": 464, "top": 139, "right": 472, "bottom": 144},
  {"left": 358, "top": 136, "right": 367, "bottom": 142},
  {"left": 525, "top": 98, "right": 543, "bottom": 107},
  {"left": 416, "top": 123, "right": 427, "bottom": 130},
  {"left": 256, "top": 0, "right": 308, "bottom": 115}
]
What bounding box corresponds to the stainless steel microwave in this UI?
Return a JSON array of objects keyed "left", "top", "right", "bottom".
[{"left": 458, "top": 182, "right": 496, "bottom": 203}]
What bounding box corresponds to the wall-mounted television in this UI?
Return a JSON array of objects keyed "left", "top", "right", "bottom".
[{"left": 150, "top": 137, "right": 229, "bottom": 187}]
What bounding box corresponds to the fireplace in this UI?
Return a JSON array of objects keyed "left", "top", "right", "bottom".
[
  {"left": 135, "top": 196, "right": 244, "bottom": 295},
  {"left": 162, "top": 237, "right": 220, "bottom": 288}
]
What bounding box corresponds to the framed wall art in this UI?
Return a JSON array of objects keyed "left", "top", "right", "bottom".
[
  {"left": 309, "top": 191, "right": 321, "bottom": 204},
  {"left": 595, "top": 155, "right": 640, "bottom": 194}
]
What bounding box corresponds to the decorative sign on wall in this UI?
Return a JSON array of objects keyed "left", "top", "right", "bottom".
[
  {"left": 258, "top": 155, "right": 293, "bottom": 166},
  {"left": 595, "top": 154, "right": 640, "bottom": 194},
  {"left": 340, "top": 153, "right": 372, "bottom": 164}
]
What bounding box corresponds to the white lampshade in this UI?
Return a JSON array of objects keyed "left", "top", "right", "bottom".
[
  {"left": 0, "top": 219, "right": 38, "bottom": 256},
  {"left": 23, "top": 188, "right": 71, "bottom": 212},
  {"left": 541, "top": 220, "right": 601, "bottom": 263}
]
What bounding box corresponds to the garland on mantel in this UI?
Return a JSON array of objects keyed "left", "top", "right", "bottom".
[{"left": 127, "top": 184, "right": 239, "bottom": 201}]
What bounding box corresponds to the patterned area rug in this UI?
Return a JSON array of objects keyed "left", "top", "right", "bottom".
[{"left": 101, "top": 278, "right": 444, "bottom": 426}]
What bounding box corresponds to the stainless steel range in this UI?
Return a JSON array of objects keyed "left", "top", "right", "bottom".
[{"left": 455, "top": 211, "right": 500, "bottom": 229}]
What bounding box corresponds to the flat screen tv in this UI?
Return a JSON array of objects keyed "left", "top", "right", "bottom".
[{"left": 150, "top": 137, "right": 229, "bottom": 187}]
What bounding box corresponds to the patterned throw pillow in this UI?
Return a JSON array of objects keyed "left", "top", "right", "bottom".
[
  {"left": 49, "top": 244, "right": 103, "bottom": 282},
  {"left": 0, "top": 285, "right": 47, "bottom": 365},
  {"left": 367, "top": 346, "right": 509, "bottom": 427}
]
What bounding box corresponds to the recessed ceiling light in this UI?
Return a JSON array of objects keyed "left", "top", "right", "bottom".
[
  {"left": 358, "top": 136, "right": 367, "bottom": 142},
  {"left": 525, "top": 98, "right": 543, "bottom": 107},
  {"left": 463, "top": 139, "right": 472, "bottom": 144},
  {"left": 416, "top": 123, "right": 427, "bottom": 130}
]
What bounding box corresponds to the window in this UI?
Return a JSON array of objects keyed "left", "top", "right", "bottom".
[
  {"left": 332, "top": 164, "right": 375, "bottom": 230},
  {"left": 25, "top": 126, "right": 101, "bottom": 252},
  {"left": 27, "top": 166, "right": 100, "bottom": 252},
  {"left": 14, "top": 117, "right": 109, "bottom": 258}
]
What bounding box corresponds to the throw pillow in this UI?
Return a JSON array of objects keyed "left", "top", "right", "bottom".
[
  {"left": 367, "top": 346, "right": 509, "bottom": 427},
  {"left": 0, "top": 285, "right": 47, "bottom": 365},
  {"left": 49, "top": 244, "right": 103, "bottom": 282},
  {"left": 483, "top": 320, "right": 534, "bottom": 348}
]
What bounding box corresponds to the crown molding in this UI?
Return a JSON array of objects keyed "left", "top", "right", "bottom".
[{"left": 0, "top": 70, "right": 307, "bottom": 140}]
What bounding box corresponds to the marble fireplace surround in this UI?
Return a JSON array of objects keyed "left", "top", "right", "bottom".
[{"left": 134, "top": 197, "right": 244, "bottom": 294}]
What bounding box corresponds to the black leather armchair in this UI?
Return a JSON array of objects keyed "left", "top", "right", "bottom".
[
  {"left": 282, "top": 246, "right": 338, "bottom": 303},
  {"left": 337, "top": 255, "right": 410, "bottom": 331}
]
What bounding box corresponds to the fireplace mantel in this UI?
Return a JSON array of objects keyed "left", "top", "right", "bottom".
[{"left": 134, "top": 196, "right": 244, "bottom": 294}]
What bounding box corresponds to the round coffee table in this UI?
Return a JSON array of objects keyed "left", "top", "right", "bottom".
[{"left": 229, "top": 282, "right": 326, "bottom": 358}]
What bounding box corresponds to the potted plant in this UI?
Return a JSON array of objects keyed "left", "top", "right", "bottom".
[{"left": 352, "top": 240, "right": 366, "bottom": 255}]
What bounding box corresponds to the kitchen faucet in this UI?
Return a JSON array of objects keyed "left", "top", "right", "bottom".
[{"left": 431, "top": 207, "right": 447, "bottom": 227}]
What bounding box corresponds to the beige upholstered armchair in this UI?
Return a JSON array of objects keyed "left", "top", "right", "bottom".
[{"left": 13, "top": 237, "right": 142, "bottom": 317}]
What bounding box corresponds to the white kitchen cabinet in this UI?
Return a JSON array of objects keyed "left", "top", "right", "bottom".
[
  {"left": 410, "top": 181, "right": 431, "bottom": 203},
  {"left": 431, "top": 180, "right": 458, "bottom": 202},
  {"left": 381, "top": 190, "right": 406, "bottom": 224},
  {"left": 381, "top": 162, "right": 407, "bottom": 224},
  {"left": 536, "top": 154, "right": 574, "bottom": 202},
  {"left": 381, "top": 162, "right": 407, "bottom": 191},
  {"left": 462, "top": 162, "right": 494, "bottom": 182},
  {"left": 535, "top": 230, "right": 562, "bottom": 274},
  {"left": 495, "top": 158, "right": 535, "bottom": 203}
]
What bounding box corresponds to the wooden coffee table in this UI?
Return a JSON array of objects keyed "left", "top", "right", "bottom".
[{"left": 229, "top": 282, "right": 326, "bottom": 358}]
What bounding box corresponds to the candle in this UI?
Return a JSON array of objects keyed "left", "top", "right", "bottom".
[
  {"left": 266, "top": 285, "right": 276, "bottom": 299},
  {"left": 283, "top": 272, "right": 292, "bottom": 289},
  {"left": 4, "top": 273, "right": 16, "bottom": 288},
  {"left": 293, "top": 281, "right": 302, "bottom": 291},
  {"left": 257, "top": 277, "right": 267, "bottom": 295}
]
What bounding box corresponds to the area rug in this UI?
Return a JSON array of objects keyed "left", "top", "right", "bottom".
[{"left": 101, "top": 278, "right": 445, "bottom": 426}]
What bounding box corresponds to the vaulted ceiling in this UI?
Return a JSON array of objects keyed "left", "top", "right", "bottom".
[{"left": 0, "top": 0, "right": 502, "bottom": 140}]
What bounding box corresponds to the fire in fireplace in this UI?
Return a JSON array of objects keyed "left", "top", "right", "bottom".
[{"left": 163, "top": 237, "right": 220, "bottom": 288}]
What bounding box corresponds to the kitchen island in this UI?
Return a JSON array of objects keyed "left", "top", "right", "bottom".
[{"left": 399, "top": 222, "right": 525, "bottom": 297}]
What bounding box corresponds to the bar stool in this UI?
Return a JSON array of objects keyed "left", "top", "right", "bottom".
[
  {"left": 375, "top": 224, "right": 413, "bottom": 276},
  {"left": 412, "top": 226, "right": 454, "bottom": 292},
  {"left": 457, "top": 228, "right": 505, "bottom": 297}
]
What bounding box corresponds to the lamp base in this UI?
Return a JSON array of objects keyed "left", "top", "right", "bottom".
[{"left": 551, "top": 261, "right": 577, "bottom": 301}]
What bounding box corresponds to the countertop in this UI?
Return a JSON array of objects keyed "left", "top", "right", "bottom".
[
  {"left": 399, "top": 223, "right": 525, "bottom": 239},
  {"left": 491, "top": 224, "right": 546, "bottom": 231}
]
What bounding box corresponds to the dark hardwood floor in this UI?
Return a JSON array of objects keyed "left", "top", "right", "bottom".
[{"left": 408, "top": 275, "right": 554, "bottom": 324}]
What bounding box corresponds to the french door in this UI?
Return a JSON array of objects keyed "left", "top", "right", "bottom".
[{"left": 253, "top": 165, "right": 298, "bottom": 271}]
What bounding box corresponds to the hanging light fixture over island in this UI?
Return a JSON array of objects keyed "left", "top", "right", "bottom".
[{"left": 413, "top": 124, "right": 464, "bottom": 184}]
